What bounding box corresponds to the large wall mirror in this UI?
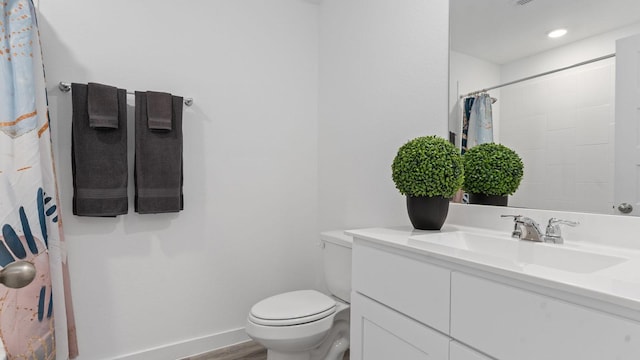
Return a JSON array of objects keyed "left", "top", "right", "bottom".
[{"left": 449, "top": 0, "right": 640, "bottom": 216}]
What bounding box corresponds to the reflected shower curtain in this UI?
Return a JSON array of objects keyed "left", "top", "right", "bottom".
[
  {"left": 467, "top": 93, "right": 494, "bottom": 147},
  {"left": 460, "top": 96, "right": 475, "bottom": 154},
  {"left": 0, "top": 0, "right": 77, "bottom": 359},
  {"left": 455, "top": 94, "right": 493, "bottom": 204}
]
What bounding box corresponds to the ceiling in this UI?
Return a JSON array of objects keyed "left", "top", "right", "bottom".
[{"left": 450, "top": 0, "right": 640, "bottom": 64}]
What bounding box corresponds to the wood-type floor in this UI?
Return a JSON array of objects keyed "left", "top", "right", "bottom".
[{"left": 182, "top": 340, "right": 350, "bottom": 360}]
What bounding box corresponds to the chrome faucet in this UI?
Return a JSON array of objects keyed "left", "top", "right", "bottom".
[
  {"left": 543, "top": 218, "right": 579, "bottom": 244},
  {"left": 501, "top": 215, "right": 544, "bottom": 242},
  {"left": 501, "top": 215, "right": 579, "bottom": 244}
]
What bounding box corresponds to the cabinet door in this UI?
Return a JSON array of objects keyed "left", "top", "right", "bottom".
[
  {"left": 350, "top": 292, "right": 449, "bottom": 360},
  {"left": 449, "top": 341, "right": 492, "bottom": 360},
  {"left": 451, "top": 272, "right": 640, "bottom": 360}
]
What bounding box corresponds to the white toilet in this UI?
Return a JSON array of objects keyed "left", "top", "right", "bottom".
[{"left": 245, "top": 231, "right": 352, "bottom": 360}]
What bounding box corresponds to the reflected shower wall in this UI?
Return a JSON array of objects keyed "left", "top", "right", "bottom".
[{"left": 501, "top": 59, "right": 615, "bottom": 214}]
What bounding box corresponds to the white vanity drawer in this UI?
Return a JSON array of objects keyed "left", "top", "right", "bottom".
[
  {"left": 353, "top": 243, "right": 451, "bottom": 333},
  {"left": 451, "top": 272, "right": 640, "bottom": 360}
]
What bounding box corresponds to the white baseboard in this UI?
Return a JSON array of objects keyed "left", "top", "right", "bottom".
[{"left": 112, "top": 327, "right": 250, "bottom": 360}]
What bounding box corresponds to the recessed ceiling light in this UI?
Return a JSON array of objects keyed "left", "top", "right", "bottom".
[{"left": 548, "top": 29, "right": 567, "bottom": 38}]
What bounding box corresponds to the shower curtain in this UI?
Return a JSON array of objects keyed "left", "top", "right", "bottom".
[
  {"left": 460, "top": 96, "right": 475, "bottom": 154},
  {"left": 455, "top": 93, "right": 494, "bottom": 204},
  {"left": 467, "top": 93, "right": 494, "bottom": 147},
  {"left": 0, "top": 0, "right": 77, "bottom": 359}
]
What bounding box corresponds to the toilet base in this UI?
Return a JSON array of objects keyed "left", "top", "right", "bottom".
[
  {"left": 267, "top": 349, "right": 312, "bottom": 360},
  {"left": 266, "top": 339, "right": 348, "bottom": 360},
  {"left": 266, "top": 349, "right": 348, "bottom": 360},
  {"left": 265, "top": 318, "right": 349, "bottom": 360}
]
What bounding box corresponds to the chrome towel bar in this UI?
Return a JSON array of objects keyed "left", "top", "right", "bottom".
[{"left": 58, "top": 82, "right": 194, "bottom": 107}]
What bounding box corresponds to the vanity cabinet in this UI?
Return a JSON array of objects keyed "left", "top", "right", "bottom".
[
  {"left": 350, "top": 239, "right": 640, "bottom": 360},
  {"left": 451, "top": 272, "right": 640, "bottom": 359},
  {"left": 351, "top": 243, "right": 451, "bottom": 360},
  {"left": 352, "top": 243, "right": 450, "bottom": 333},
  {"left": 351, "top": 292, "right": 449, "bottom": 360}
]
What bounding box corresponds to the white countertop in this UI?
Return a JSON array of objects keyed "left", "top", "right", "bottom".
[{"left": 346, "top": 225, "right": 640, "bottom": 315}]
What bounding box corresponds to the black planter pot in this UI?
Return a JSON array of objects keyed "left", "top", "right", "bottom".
[
  {"left": 406, "top": 195, "right": 449, "bottom": 230},
  {"left": 468, "top": 193, "right": 508, "bottom": 206}
]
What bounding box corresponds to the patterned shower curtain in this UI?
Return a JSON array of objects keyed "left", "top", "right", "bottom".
[
  {"left": 467, "top": 93, "right": 494, "bottom": 147},
  {"left": 460, "top": 96, "right": 475, "bottom": 155},
  {"left": 0, "top": 0, "right": 77, "bottom": 359}
]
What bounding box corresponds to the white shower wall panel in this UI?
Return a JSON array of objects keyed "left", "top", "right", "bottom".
[{"left": 501, "top": 60, "right": 615, "bottom": 214}]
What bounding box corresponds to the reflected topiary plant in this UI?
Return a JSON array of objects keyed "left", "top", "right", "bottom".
[
  {"left": 462, "top": 143, "right": 524, "bottom": 196},
  {"left": 392, "top": 136, "right": 464, "bottom": 198}
]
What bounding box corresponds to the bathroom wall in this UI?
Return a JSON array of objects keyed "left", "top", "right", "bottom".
[
  {"left": 318, "top": 0, "right": 450, "bottom": 231},
  {"left": 39, "top": 1, "right": 320, "bottom": 359},
  {"left": 37, "top": 0, "right": 451, "bottom": 358}
]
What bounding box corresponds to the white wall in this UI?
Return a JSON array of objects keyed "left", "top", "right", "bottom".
[
  {"left": 38, "top": 0, "right": 451, "bottom": 358},
  {"left": 38, "top": 1, "right": 320, "bottom": 359},
  {"left": 318, "top": 0, "right": 450, "bottom": 231}
]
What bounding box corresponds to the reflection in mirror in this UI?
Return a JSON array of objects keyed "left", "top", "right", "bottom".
[{"left": 449, "top": 0, "right": 640, "bottom": 215}]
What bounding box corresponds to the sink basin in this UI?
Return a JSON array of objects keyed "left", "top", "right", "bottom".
[{"left": 409, "top": 231, "right": 627, "bottom": 274}]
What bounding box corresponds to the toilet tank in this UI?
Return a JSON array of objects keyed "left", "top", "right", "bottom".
[{"left": 320, "top": 231, "right": 353, "bottom": 303}]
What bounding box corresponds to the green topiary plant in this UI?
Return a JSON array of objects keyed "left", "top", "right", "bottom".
[
  {"left": 392, "top": 136, "right": 464, "bottom": 198},
  {"left": 462, "top": 143, "right": 524, "bottom": 196}
]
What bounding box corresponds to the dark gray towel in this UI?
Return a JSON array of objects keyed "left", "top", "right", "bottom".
[
  {"left": 87, "top": 82, "right": 119, "bottom": 129},
  {"left": 146, "top": 91, "right": 173, "bottom": 130},
  {"left": 135, "top": 91, "right": 183, "bottom": 214},
  {"left": 72, "top": 83, "right": 128, "bottom": 217}
]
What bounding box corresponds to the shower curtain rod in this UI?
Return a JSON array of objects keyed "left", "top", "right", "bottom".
[
  {"left": 459, "top": 53, "right": 616, "bottom": 99},
  {"left": 57, "top": 82, "right": 194, "bottom": 107}
]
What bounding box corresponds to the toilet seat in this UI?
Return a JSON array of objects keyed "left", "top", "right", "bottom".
[{"left": 249, "top": 290, "right": 336, "bottom": 326}]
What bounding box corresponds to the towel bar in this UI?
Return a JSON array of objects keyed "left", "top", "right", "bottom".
[{"left": 58, "top": 82, "right": 194, "bottom": 107}]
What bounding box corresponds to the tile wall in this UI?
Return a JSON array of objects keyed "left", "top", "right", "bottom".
[{"left": 500, "top": 59, "right": 615, "bottom": 214}]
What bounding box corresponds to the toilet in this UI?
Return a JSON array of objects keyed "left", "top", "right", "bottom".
[{"left": 245, "top": 231, "right": 352, "bottom": 360}]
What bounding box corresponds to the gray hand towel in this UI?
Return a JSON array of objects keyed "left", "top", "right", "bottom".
[
  {"left": 72, "top": 83, "right": 128, "bottom": 216},
  {"left": 135, "top": 91, "right": 183, "bottom": 214},
  {"left": 88, "top": 82, "right": 119, "bottom": 129},
  {"left": 146, "top": 91, "right": 173, "bottom": 131}
]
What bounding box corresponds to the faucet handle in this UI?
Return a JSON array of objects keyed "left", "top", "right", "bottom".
[
  {"left": 501, "top": 214, "right": 523, "bottom": 221},
  {"left": 501, "top": 215, "right": 545, "bottom": 241},
  {"left": 501, "top": 214, "right": 539, "bottom": 226},
  {"left": 501, "top": 214, "right": 524, "bottom": 238},
  {"left": 544, "top": 218, "right": 579, "bottom": 243},
  {"left": 546, "top": 218, "right": 579, "bottom": 234},
  {"left": 547, "top": 218, "right": 579, "bottom": 227}
]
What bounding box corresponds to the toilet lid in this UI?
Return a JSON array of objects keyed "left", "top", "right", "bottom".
[{"left": 249, "top": 290, "right": 336, "bottom": 326}]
